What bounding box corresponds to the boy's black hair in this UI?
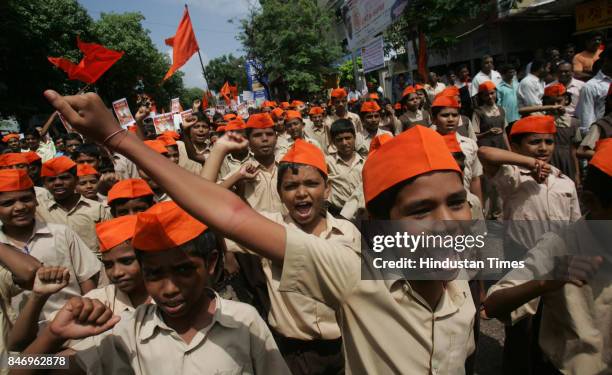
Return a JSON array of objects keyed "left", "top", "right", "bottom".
[
  {"left": 135, "top": 229, "right": 225, "bottom": 286},
  {"left": 330, "top": 119, "right": 355, "bottom": 139},
  {"left": 194, "top": 111, "right": 211, "bottom": 125},
  {"left": 583, "top": 164, "right": 612, "bottom": 208},
  {"left": 530, "top": 59, "right": 548, "bottom": 73},
  {"left": 24, "top": 127, "right": 41, "bottom": 138},
  {"left": 212, "top": 113, "right": 224, "bottom": 123},
  {"left": 72, "top": 143, "right": 101, "bottom": 160},
  {"left": 62, "top": 132, "right": 83, "bottom": 143},
  {"left": 277, "top": 162, "right": 327, "bottom": 192},
  {"left": 109, "top": 195, "right": 155, "bottom": 217},
  {"left": 499, "top": 63, "right": 516, "bottom": 75}
]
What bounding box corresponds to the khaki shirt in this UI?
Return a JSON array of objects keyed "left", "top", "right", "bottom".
[
  {"left": 112, "top": 153, "right": 140, "bottom": 180},
  {"left": 218, "top": 152, "right": 253, "bottom": 181},
  {"left": 488, "top": 219, "right": 612, "bottom": 374},
  {"left": 275, "top": 136, "right": 322, "bottom": 161},
  {"left": 279, "top": 228, "right": 476, "bottom": 374},
  {"left": 76, "top": 292, "right": 290, "bottom": 375},
  {"left": 325, "top": 153, "right": 365, "bottom": 208},
  {"left": 0, "top": 221, "right": 101, "bottom": 320},
  {"left": 323, "top": 111, "right": 363, "bottom": 135},
  {"left": 304, "top": 123, "right": 330, "bottom": 152},
  {"left": 0, "top": 265, "right": 19, "bottom": 374},
  {"left": 457, "top": 133, "right": 483, "bottom": 190},
  {"left": 36, "top": 194, "right": 112, "bottom": 255},
  {"left": 242, "top": 160, "right": 283, "bottom": 214},
  {"left": 492, "top": 165, "right": 581, "bottom": 249},
  {"left": 355, "top": 128, "right": 393, "bottom": 156},
  {"left": 339, "top": 183, "right": 367, "bottom": 222},
  {"left": 176, "top": 140, "right": 203, "bottom": 175}
]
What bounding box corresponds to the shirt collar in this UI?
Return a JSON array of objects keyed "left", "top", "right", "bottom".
[
  {"left": 383, "top": 278, "right": 468, "bottom": 317},
  {"left": 333, "top": 152, "right": 364, "bottom": 167},
  {"left": 0, "top": 219, "right": 52, "bottom": 247},
  {"left": 227, "top": 151, "right": 253, "bottom": 164},
  {"left": 47, "top": 194, "right": 91, "bottom": 211},
  {"left": 282, "top": 211, "right": 345, "bottom": 239},
  {"left": 139, "top": 290, "right": 238, "bottom": 342}
]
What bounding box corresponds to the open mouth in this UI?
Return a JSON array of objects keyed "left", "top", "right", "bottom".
[
  {"left": 53, "top": 188, "right": 67, "bottom": 195},
  {"left": 162, "top": 300, "right": 186, "bottom": 315},
  {"left": 294, "top": 202, "right": 313, "bottom": 219}
]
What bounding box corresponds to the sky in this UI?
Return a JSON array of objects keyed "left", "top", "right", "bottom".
[{"left": 79, "top": 0, "right": 253, "bottom": 89}]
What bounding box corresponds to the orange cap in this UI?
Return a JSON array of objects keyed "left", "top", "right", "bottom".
[
  {"left": 223, "top": 114, "right": 237, "bottom": 122},
  {"left": 261, "top": 100, "right": 277, "bottom": 108},
  {"left": 309, "top": 106, "right": 324, "bottom": 115},
  {"left": 280, "top": 139, "right": 328, "bottom": 176},
  {"left": 41, "top": 156, "right": 76, "bottom": 177},
  {"left": 284, "top": 110, "right": 302, "bottom": 121},
  {"left": 442, "top": 133, "right": 462, "bottom": 153},
  {"left": 478, "top": 81, "right": 496, "bottom": 93},
  {"left": 96, "top": 215, "right": 138, "bottom": 253},
  {"left": 246, "top": 113, "right": 275, "bottom": 129},
  {"left": 132, "top": 201, "right": 208, "bottom": 251},
  {"left": 290, "top": 100, "right": 304, "bottom": 108},
  {"left": 0, "top": 169, "right": 33, "bottom": 192},
  {"left": 156, "top": 135, "right": 178, "bottom": 147},
  {"left": 401, "top": 86, "right": 416, "bottom": 98},
  {"left": 369, "top": 134, "right": 394, "bottom": 155},
  {"left": 2, "top": 134, "right": 19, "bottom": 143},
  {"left": 216, "top": 125, "right": 227, "bottom": 133},
  {"left": 23, "top": 151, "right": 41, "bottom": 164},
  {"left": 280, "top": 102, "right": 291, "bottom": 109},
  {"left": 363, "top": 126, "right": 460, "bottom": 204},
  {"left": 360, "top": 101, "right": 381, "bottom": 112},
  {"left": 590, "top": 138, "right": 612, "bottom": 176},
  {"left": 509, "top": 115, "right": 556, "bottom": 136},
  {"left": 76, "top": 164, "right": 99, "bottom": 177},
  {"left": 0, "top": 153, "right": 28, "bottom": 168},
  {"left": 107, "top": 178, "right": 154, "bottom": 205},
  {"left": 368, "top": 93, "right": 380, "bottom": 100},
  {"left": 438, "top": 86, "right": 460, "bottom": 97},
  {"left": 271, "top": 107, "right": 285, "bottom": 121},
  {"left": 431, "top": 96, "right": 460, "bottom": 108},
  {"left": 144, "top": 140, "right": 169, "bottom": 154},
  {"left": 331, "top": 88, "right": 347, "bottom": 99},
  {"left": 394, "top": 103, "right": 402, "bottom": 110},
  {"left": 414, "top": 84, "right": 425, "bottom": 91},
  {"left": 544, "top": 83, "right": 566, "bottom": 97},
  {"left": 225, "top": 118, "right": 246, "bottom": 131},
  {"left": 162, "top": 130, "right": 180, "bottom": 140}
]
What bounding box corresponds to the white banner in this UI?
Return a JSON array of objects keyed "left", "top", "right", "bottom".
[
  {"left": 342, "top": 0, "right": 409, "bottom": 50},
  {"left": 362, "top": 36, "right": 385, "bottom": 73}
]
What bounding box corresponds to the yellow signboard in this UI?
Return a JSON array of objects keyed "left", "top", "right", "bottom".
[{"left": 576, "top": 0, "right": 612, "bottom": 32}]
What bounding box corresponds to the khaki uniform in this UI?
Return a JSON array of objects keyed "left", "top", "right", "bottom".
[
  {"left": 355, "top": 128, "right": 393, "bottom": 156},
  {"left": 492, "top": 164, "right": 581, "bottom": 250},
  {"left": 323, "top": 112, "right": 363, "bottom": 135},
  {"left": 339, "top": 182, "right": 366, "bottom": 222},
  {"left": 36, "top": 194, "right": 112, "bottom": 255},
  {"left": 176, "top": 140, "right": 203, "bottom": 175},
  {"left": 325, "top": 153, "right": 364, "bottom": 209},
  {"left": 488, "top": 219, "right": 612, "bottom": 374},
  {"left": 457, "top": 133, "right": 483, "bottom": 191},
  {"left": 112, "top": 153, "right": 140, "bottom": 180},
  {"left": 279, "top": 228, "right": 476, "bottom": 374},
  {"left": 76, "top": 292, "right": 290, "bottom": 375},
  {"left": 0, "top": 265, "right": 20, "bottom": 375},
  {"left": 0, "top": 221, "right": 101, "bottom": 320},
  {"left": 275, "top": 137, "right": 322, "bottom": 161},
  {"left": 304, "top": 123, "right": 330, "bottom": 152},
  {"left": 242, "top": 161, "right": 283, "bottom": 214},
  {"left": 218, "top": 152, "right": 253, "bottom": 181}
]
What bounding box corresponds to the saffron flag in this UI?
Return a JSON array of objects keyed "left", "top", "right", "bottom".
[
  {"left": 164, "top": 6, "right": 200, "bottom": 81},
  {"left": 48, "top": 37, "right": 124, "bottom": 84},
  {"left": 220, "top": 82, "right": 231, "bottom": 106}
]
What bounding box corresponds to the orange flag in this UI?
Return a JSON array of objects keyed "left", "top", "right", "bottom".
[
  {"left": 229, "top": 84, "right": 238, "bottom": 101},
  {"left": 220, "top": 82, "right": 231, "bottom": 105},
  {"left": 164, "top": 6, "right": 199, "bottom": 81}
]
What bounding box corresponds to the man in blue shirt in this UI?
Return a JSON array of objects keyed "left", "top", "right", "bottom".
[{"left": 497, "top": 64, "right": 520, "bottom": 125}]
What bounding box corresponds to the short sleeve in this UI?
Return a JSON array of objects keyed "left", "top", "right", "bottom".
[
  {"left": 278, "top": 227, "right": 359, "bottom": 309},
  {"left": 66, "top": 227, "right": 102, "bottom": 284},
  {"left": 579, "top": 125, "right": 601, "bottom": 150}
]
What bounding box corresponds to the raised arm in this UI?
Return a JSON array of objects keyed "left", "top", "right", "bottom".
[
  {"left": 44, "top": 90, "right": 286, "bottom": 263},
  {"left": 477, "top": 146, "right": 548, "bottom": 182}
]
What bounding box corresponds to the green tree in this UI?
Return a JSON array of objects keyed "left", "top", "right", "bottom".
[
  {"left": 338, "top": 57, "right": 362, "bottom": 87},
  {"left": 180, "top": 87, "right": 204, "bottom": 109},
  {"left": 0, "top": 0, "right": 95, "bottom": 124},
  {"left": 91, "top": 12, "right": 184, "bottom": 112},
  {"left": 204, "top": 54, "right": 247, "bottom": 93},
  {"left": 384, "top": 0, "right": 491, "bottom": 68},
  {"left": 238, "top": 0, "right": 342, "bottom": 98}
]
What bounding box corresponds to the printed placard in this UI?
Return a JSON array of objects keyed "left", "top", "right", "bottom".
[
  {"left": 179, "top": 109, "right": 193, "bottom": 124},
  {"left": 112, "top": 98, "right": 135, "bottom": 128},
  {"left": 170, "top": 98, "right": 182, "bottom": 113},
  {"left": 152, "top": 113, "right": 175, "bottom": 134}
]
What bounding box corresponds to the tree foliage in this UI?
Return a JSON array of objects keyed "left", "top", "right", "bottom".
[
  {"left": 0, "top": 0, "right": 185, "bottom": 125},
  {"left": 238, "top": 0, "right": 342, "bottom": 98},
  {"left": 384, "top": 0, "right": 490, "bottom": 54},
  {"left": 338, "top": 57, "right": 362, "bottom": 87},
  {"left": 180, "top": 87, "right": 204, "bottom": 109},
  {"left": 204, "top": 54, "right": 248, "bottom": 93}
]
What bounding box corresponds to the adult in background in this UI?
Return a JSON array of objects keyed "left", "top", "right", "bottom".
[
  {"left": 576, "top": 47, "right": 612, "bottom": 134},
  {"left": 518, "top": 59, "right": 548, "bottom": 108},
  {"left": 547, "top": 61, "right": 584, "bottom": 117},
  {"left": 469, "top": 55, "right": 502, "bottom": 97},
  {"left": 424, "top": 71, "right": 446, "bottom": 102},
  {"left": 573, "top": 32, "right": 604, "bottom": 81}
]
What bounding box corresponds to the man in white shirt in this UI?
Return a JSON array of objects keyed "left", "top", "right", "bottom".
[
  {"left": 576, "top": 48, "right": 612, "bottom": 134},
  {"left": 518, "top": 59, "right": 548, "bottom": 108},
  {"left": 469, "top": 55, "right": 502, "bottom": 97},
  {"left": 425, "top": 72, "right": 446, "bottom": 101},
  {"left": 547, "top": 61, "right": 584, "bottom": 117}
]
